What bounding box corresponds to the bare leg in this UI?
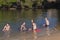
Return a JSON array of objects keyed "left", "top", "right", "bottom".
[
  {"left": 23, "top": 27, "right": 26, "bottom": 31},
  {"left": 20, "top": 27, "right": 23, "bottom": 31}
]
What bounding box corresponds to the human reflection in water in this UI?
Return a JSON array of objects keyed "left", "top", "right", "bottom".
[
  {"left": 20, "top": 32, "right": 27, "bottom": 40},
  {"left": 2, "top": 23, "right": 11, "bottom": 40},
  {"left": 23, "top": 35, "right": 26, "bottom": 40},
  {"left": 32, "top": 32, "right": 37, "bottom": 40}
]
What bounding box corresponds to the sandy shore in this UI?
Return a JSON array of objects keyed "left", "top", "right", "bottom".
[{"left": 0, "top": 30, "right": 60, "bottom": 40}]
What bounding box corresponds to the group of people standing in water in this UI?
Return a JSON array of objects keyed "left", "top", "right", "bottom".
[{"left": 2, "top": 17, "right": 56, "bottom": 36}]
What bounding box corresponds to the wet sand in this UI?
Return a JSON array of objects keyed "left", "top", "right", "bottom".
[{"left": 0, "top": 30, "right": 60, "bottom": 40}]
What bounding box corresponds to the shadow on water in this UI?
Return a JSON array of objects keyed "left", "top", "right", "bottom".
[{"left": 0, "top": 9, "right": 60, "bottom": 40}]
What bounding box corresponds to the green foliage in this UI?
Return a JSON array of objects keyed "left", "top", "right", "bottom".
[
  {"left": 0, "top": 0, "right": 42, "bottom": 8},
  {"left": 21, "top": 0, "right": 25, "bottom": 3}
]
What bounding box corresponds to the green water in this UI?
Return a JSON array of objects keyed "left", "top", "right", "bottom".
[
  {"left": 0, "top": 9, "right": 59, "bottom": 28},
  {"left": 0, "top": 9, "right": 60, "bottom": 40}
]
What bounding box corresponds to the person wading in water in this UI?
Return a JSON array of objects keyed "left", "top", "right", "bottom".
[
  {"left": 43, "top": 17, "right": 50, "bottom": 36},
  {"left": 31, "top": 19, "right": 37, "bottom": 33},
  {"left": 2, "top": 23, "right": 11, "bottom": 38},
  {"left": 20, "top": 22, "right": 27, "bottom": 31}
]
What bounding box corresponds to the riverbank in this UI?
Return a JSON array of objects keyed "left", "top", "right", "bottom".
[
  {"left": 0, "top": 29, "right": 60, "bottom": 40},
  {"left": 0, "top": 1, "right": 60, "bottom": 10}
]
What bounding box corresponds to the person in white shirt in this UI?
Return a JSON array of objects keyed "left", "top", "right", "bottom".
[
  {"left": 43, "top": 17, "right": 50, "bottom": 36},
  {"left": 31, "top": 19, "right": 37, "bottom": 33}
]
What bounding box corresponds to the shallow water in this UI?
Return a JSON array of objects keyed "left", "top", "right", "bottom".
[
  {"left": 0, "top": 9, "right": 58, "bottom": 31},
  {"left": 0, "top": 9, "right": 60, "bottom": 40},
  {"left": 0, "top": 30, "right": 60, "bottom": 40}
]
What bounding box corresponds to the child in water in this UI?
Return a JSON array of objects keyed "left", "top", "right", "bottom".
[
  {"left": 2, "top": 23, "right": 11, "bottom": 38},
  {"left": 31, "top": 19, "right": 41, "bottom": 33},
  {"left": 2, "top": 23, "right": 10, "bottom": 32},
  {"left": 20, "top": 22, "right": 27, "bottom": 31},
  {"left": 31, "top": 19, "right": 37, "bottom": 33}
]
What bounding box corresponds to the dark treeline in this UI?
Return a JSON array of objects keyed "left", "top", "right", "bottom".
[
  {"left": 42, "top": 1, "right": 60, "bottom": 9},
  {"left": 0, "top": 0, "right": 60, "bottom": 10}
]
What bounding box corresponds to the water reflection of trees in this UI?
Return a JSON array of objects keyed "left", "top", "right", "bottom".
[
  {"left": 57, "top": 10, "right": 60, "bottom": 22},
  {"left": 0, "top": 9, "right": 42, "bottom": 22}
]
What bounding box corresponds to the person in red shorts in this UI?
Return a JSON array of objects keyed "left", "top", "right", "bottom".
[{"left": 31, "top": 19, "right": 41, "bottom": 33}]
